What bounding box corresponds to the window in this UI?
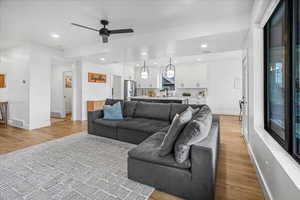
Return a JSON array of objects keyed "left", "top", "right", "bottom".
[
  {"left": 264, "top": 0, "right": 291, "bottom": 150},
  {"left": 293, "top": 0, "right": 300, "bottom": 160},
  {"left": 161, "top": 74, "right": 175, "bottom": 91},
  {"left": 264, "top": 0, "right": 300, "bottom": 163}
]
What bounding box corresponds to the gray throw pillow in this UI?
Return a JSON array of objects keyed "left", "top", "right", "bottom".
[
  {"left": 159, "top": 107, "right": 193, "bottom": 157},
  {"left": 174, "top": 105, "right": 212, "bottom": 164},
  {"left": 191, "top": 107, "right": 200, "bottom": 115}
]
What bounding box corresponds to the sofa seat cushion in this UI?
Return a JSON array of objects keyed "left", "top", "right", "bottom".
[
  {"left": 94, "top": 118, "right": 131, "bottom": 128},
  {"left": 118, "top": 118, "right": 170, "bottom": 134},
  {"left": 128, "top": 132, "right": 191, "bottom": 169}
]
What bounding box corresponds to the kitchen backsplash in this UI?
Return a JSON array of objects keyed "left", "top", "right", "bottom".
[{"left": 175, "top": 88, "right": 207, "bottom": 97}]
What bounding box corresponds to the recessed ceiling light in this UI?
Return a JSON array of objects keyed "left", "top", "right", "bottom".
[
  {"left": 136, "top": 64, "right": 140, "bottom": 67},
  {"left": 197, "top": 58, "right": 202, "bottom": 62},
  {"left": 50, "top": 33, "right": 60, "bottom": 38},
  {"left": 141, "top": 52, "right": 147, "bottom": 56},
  {"left": 201, "top": 44, "right": 208, "bottom": 48},
  {"left": 100, "top": 58, "right": 105, "bottom": 61},
  {"left": 153, "top": 62, "right": 157, "bottom": 65}
]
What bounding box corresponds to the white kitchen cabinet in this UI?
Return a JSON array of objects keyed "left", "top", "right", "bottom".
[
  {"left": 175, "top": 63, "right": 208, "bottom": 88},
  {"left": 135, "top": 67, "right": 161, "bottom": 88}
]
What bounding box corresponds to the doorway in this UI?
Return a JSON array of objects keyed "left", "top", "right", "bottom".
[
  {"left": 50, "top": 68, "right": 73, "bottom": 124},
  {"left": 112, "top": 75, "right": 122, "bottom": 99},
  {"left": 63, "top": 71, "right": 73, "bottom": 120}
]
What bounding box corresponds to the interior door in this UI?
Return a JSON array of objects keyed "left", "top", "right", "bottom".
[
  {"left": 112, "top": 75, "right": 122, "bottom": 99},
  {"left": 242, "top": 56, "right": 249, "bottom": 142}
]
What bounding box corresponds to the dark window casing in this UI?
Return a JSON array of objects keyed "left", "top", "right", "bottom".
[{"left": 264, "top": 0, "right": 300, "bottom": 164}]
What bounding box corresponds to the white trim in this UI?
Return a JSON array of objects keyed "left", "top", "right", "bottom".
[
  {"left": 260, "top": 0, "right": 280, "bottom": 28},
  {"left": 254, "top": 126, "right": 300, "bottom": 191},
  {"left": 247, "top": 142, "right": 273, "bottom": 200}
]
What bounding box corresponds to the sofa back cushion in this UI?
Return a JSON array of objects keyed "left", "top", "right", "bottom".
[
  {"left": 174, "top": 105, "right": 213, "bottom": 164},
  {"left": 170, "top": 103, "right": 203, "bottom": 122},
  {"left": 134, "top": 102, "right": 171, "bottom": 121},
  {"left": 169, "top": 104, "right": 189, "bottom": 122},
  {"left": 159, "top": 107, "right": 193, "bottom": 156},
  {"left": 123, "top": 101, "right": 137, "bottom": 117}
]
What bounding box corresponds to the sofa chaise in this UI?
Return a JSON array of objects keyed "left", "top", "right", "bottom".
[{"left": 88, "top": 99, "right": 220, "bottom": 200}]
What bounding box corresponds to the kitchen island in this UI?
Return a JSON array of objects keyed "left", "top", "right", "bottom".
[{"left": 130, "top": 96, "right": 189, "bottom": 104}]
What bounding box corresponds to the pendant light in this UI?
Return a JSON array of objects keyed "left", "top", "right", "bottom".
[
  {"left": 140, "top": 60, "right": 149, "bottom": 79},
  {"left": 165, "top": 57, "right": 175, "bottom": 78}
]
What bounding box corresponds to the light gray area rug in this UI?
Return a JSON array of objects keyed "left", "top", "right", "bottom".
[{"left": 0, "top": 132, "right": 154, "bottom": 200}]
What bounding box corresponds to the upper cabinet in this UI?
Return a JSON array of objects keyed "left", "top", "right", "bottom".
[
  {"left": 135, "top": 67, "right": 161, "bottom": 88},
  {"left": 175, "top": 63, "right": 208, "bottom": 88}
]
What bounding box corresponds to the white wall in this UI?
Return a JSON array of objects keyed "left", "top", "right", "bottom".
[
  {"left": 123, "top": 64, "right": 135, "bottom": 80},
  {"left": 245, "top": 1, "right": 300, "bottom": 200},
  {"left": 80, "top": 60, "right": 125, "bottom": 120},
  {"left": 0, "top": 46, "right": 30, "bottom": 128},
  {"left": 206, "top": 56, "right": 242, "bottom": 115},
  {"left": 51, "top": 64, "right": 72, "bottom": 118},
  {"left": 72, "top": 60, "right": 82, "bottom": 121},
  {"left": 28, "top": 46, "right": 52, "bottom": 129},
  {"left": 0, "top": 44, "right": 62, "bottom": 129}
]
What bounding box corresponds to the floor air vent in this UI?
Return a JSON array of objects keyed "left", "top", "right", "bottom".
[{"left": 10, "top": 119, "right": 24, "bottom": 128}]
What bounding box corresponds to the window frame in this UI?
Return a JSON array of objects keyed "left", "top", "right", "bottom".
[
  {"left": 292, "top": 0, "right": 300, "bottom": 162},
  {"left": 264, "top": 0, "right": 300, "bottom": 164}
]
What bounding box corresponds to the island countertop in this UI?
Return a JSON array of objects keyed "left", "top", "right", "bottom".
[
  {"left": 130, "top": 96, "right": 189, "bottom": 100},
  {"left": 130, "top": 96, "right": 190, "bottom": 104}
]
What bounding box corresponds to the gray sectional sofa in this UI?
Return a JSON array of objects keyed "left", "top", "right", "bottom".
[{"left": 88, "top": 99, "right": 220, "bottom": 200}]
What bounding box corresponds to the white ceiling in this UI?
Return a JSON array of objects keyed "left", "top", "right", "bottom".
[
  {"left": 83, "top": 30, "right": 248, "bottom": 64},
  {"left": 0, "top": 0, "right": 254, "bottom": 62}
]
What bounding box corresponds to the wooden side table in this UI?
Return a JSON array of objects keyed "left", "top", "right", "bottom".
[{"left": 0, "top": 101, "right": 8, "bottom": 128}]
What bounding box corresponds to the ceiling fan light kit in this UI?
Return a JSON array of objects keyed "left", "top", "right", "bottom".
[{"left": 71, "top": 19, "right": 134, "bottom": 43}]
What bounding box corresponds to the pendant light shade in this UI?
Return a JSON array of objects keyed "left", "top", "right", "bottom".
[
  {"left": 140, "top": 60, "right": 149, "bottom": 79},
  {"left": 165, "top": 57, "right": 175, "bottom": 78}
]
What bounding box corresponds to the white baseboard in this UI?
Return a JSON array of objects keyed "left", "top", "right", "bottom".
[{"left": 247, "top": 143, "right": 273, "bottom": 200}]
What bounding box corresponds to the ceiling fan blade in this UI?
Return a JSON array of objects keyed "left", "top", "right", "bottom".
[
  {"left": 71, "top": 23, "right": 99, "bottom": 32},
  {"left": 109, "top": 29, "right": 134, "bottom": 34}
]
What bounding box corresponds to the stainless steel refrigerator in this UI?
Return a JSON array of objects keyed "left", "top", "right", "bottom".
[{"left": 124, "top": 80, "right": 137, "bottom": 100}]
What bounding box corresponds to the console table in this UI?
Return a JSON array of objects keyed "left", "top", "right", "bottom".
[{"left": 0, "top": 100, "right": 8, "bottom": 128}]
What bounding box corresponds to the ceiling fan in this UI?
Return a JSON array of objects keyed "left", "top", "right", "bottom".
[{"left": 71, "top": 19, "right": 134, "bottom": 43}]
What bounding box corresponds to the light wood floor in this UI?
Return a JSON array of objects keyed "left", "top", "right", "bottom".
[{"left": 0, "top": 116, "right": 264, "bottom": 200}]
